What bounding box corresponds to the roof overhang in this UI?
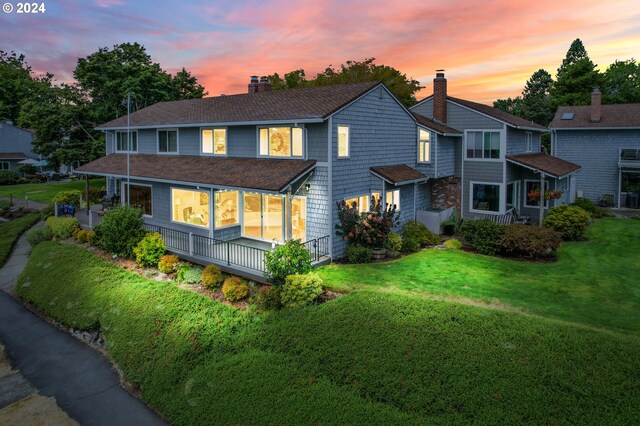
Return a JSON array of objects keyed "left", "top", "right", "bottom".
[
  {"left": 97, "top": 118, "right": 325, "bottom": 131},
  {"left": 76, "top": 154, "right": 317, "bottom": 193},
  {"left": 370, "top": 164, "right": 428, "bottom": 185},
  {"left": 506, "top": 154, "right": 581, "bottom": 178}
]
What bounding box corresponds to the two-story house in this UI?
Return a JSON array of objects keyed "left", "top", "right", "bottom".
[
  {"left": 411, "top": 72, "right": 581, "bottom": 224},
  {"left": 550, "top": 88, "right": 640, "bottom": 209},
  {"left": 77, "top": 78, "right": 459, "bottom": 275},
  {"left": 0, "top": 121, "right": 37, "bottom": 173}
]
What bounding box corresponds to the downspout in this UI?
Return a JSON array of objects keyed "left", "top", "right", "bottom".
[{"left": 327, "top": 116, "right": 333, "bottom": 257}]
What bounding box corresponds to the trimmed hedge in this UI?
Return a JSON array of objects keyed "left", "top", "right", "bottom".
[
  {"left": 222, "top": 276, "right": 249, "bottom": 301},
  {"left": 202, "top": 264, "right": 224, "bottom": 289},
  {"left": 281, "top": 273, "right": 324, "bottom": 309},
  {"left": 460, "top": 220, "right": 504, "bottom": 255},
  {"left": 345, "top": 245, "right": 373, "bottom": 263},
  {"left": 499, "top": 224, "right": 562, "bottom": 258},
  {"left": 45, "top": 216, "right": 79, "bottom": 239},
  {"left": 543, "top": 205, "right": 591, "bottom": 241},
  {"left": 94, "top": 205, "right": 146, "bottom": 258}
]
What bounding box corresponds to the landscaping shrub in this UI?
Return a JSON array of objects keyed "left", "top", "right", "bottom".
[
  {"left": 158, "top": 254, "right": 179, "bottom": 274},
  {"left": 460, "top": 219, "right": 504, "bottom": 255},
  {"left": 335, "top": 196, "right": 400, "bottom": 248},
  {"left": 401, "top": 220, "right": 440, "bottom": 250},
  {"left": 384, "top": 232, "right": 403, "bottom": 252},
  {"left": 252, "top": 285, "right": 282, "bottom": 311},
  {"left": 281, "top": 273, "right": 324, "bottom": 309},
  {"left": 401, "top": 237, "right": 421, "bottom": 253},
  {"left": 543, "top": 205, "right": 591, "bottom": 241},
  {"left": 52, "top": 190, "right": 82, "bottom": 208},
  {"left": 76, "top": 229, "right": 90, "bottom": 243},
  {"left": 499, "top": 224, "right": 562, "bottom": 258},
  {"left": 93, "top": 205, "right": 145, "bottom": 258},
  {"left": 0, "top": 170, "right": 20, "bottom": 185},
  {"left": 40, "top": 203, "right": 54, "bottom": 220},
  {"left": 133, "top": 232, "right": 166, "bottom": 267},
  {"left": 264, "top": 240, "right": 312, "bottom": 285},
  {"left": 27, "top": 226, "right": 53, "bottom": 247},
  {"left": 45, "top": 217, "right": 79, "bottom": 239},
  {"left": 202, "top": 264, "right": 224, "bottom": 289},
  {"left": 441, "top": 212, "right": 463, "bottom": 236},
  {"left": 177, "top": 264, "right": 203, "bottom": 284},
  {"left": 345, "top": 245, "right": 373, "bottom": 263},
  {"left": 572, "top": 197, "right": 613, "bottom": 218},
  {"left": 443, "top": 238, "right": 462, "bottom": 250},
  {"left": 222, "top": 276, "right": 249, "bottom": 301},
  {"left": 85, "top": 230, "right": 96, "bottom": 245}
]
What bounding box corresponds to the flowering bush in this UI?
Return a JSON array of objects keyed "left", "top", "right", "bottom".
[{"left": 335, "top": 196, "right": 400, "bottom": 248}]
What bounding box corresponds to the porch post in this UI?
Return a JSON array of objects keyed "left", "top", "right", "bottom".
[
  {"left": 539, "top": 172, "right": 545, "bottom": 226},
  {"left": 85, "top": 175, "right": 90, "bottom": 216},
  {"left": 286, "top": 189, "right": 293, "bottom": 241}
]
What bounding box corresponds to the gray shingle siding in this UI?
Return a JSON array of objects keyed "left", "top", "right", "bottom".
[
  {"left": 412, "top": 98, "right": 503, "bottom": 130},
  {"left": 554, "top": 129, "right": 640, "bottom": 204},
  {"left": 227, "top": 126, "right": 258, "bottom": 157},
  {"left": 415, "top": 182, "right": 431, "bottom": 210},
  {"left": 331, "top": 88, "right": 417, "bottom": 257},
  {"left": 306, "top": 166, "right": 329, "bottom": 241},
  {"left": 306, "top": 123, "right": 328, "bottom": 162},
  {"left": 463, "top": 160, "right": 504, "bottom": 219},
  {"left": 0, "top": 123, "right": 35, "bottom": 158},
  {"left": 178, "top": 128, "right": 200, "bottom": 155},
  {"left": 436, "top": 136, "right": 457, "bottom": 178},
  {"left": 507, "top": 127, "right": 542, "bottom": 155}
]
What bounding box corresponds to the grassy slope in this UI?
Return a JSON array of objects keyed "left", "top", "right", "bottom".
[
  {"left": 0, "top": 179, "right": 105, "bottom": 204},
  {"left": 318, "top": 218, "right": 640, "bottom": 334},
  {"left": 0, "top": 213, "right": 40, "bottom": 266},
  {"left": 17, "top": 242, "right": 640, "bottom": 425}
]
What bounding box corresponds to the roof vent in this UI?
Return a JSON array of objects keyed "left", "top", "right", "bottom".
[{"left": 561, "top": 112, "right": 574, "bottom": 120}]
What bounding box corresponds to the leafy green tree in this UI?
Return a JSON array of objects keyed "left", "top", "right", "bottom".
[
  {"left": 171, "top": 67, "right": 207, "bottom": 99},
  {"left": 268, "top": 58, "right": 423, "bottom": 105},
  {"left": 552, "top": 58, "right": 602, "bottom": 106},
  {"left": 493, "top": 97, "right": 524, "bottom": 116},
  {"left": 0, "top": 51, "right": 35, "bottom": 122},
  {"left": 521, "top": 69, "right": 554, "bottom": 125},
  {"left": 603, "top": 59, "right": 640, "bottom": 103}
]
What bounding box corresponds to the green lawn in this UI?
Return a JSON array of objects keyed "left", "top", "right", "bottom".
[
  {"left": 0, "top": 213, "right": 40, "bottom": 266},
  {"left": 0, "top": 179, "right": 105, "bottom": 204},
  {"left": 318, "top": 218, "right": 640, "bottom": 335},
  {"left": 16, "top": 242, "right": 639, "bottom": 424}
]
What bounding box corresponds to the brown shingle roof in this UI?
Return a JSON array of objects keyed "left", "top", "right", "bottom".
[
  {"left": 76, "top": 154, "right": 316, "bottom": 192},
  {"left": 412, "top": 112, "right": 462, "bottom": 135},
  {"left": 506, "top": 153, "right": 581, "bottom": 178},
  {"left": 415, "top": 95, "right": 547, "bottom": 130},
  {"left": 0, "top": 152, "right": 28, "bottom": 159},
  {"left": 97, "top": 82, "right": 380, "bottom": 129},
  {"left": 370, "top": 164, "right": 426, "bottom": 185},
  {"left": 550, "top": 104, "right": 640, "bottom": 129}
]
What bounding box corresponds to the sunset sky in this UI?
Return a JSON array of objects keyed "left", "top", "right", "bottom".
[{"left": 1, "top": 0, "right": 639, "bottom": 103}]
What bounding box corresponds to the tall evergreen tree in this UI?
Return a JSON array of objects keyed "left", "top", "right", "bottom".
[
  {"left": 556, "top": 38, "right": 589, "bottom": 78},
  {"left": 521, "top": 69, "right": 554, "bottom": 125}
]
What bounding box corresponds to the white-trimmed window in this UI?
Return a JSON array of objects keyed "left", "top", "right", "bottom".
[
  {"left": 171, "top": 188, "right": 210, "bottom": 228},
  {"left": 418, "top": 128, "right": 431, "bottom": 163},
  {"left": 525, "top": 132, "right": 532, "bottom": 152},
  {"left": 337, "top": 125, "right": 349, "bottom": 158},
  {"left": 0, "top": 162, "right": 9, "bottom": 170},
  {"left": 158, "top": 129, "right": 178, "bottom": 153},
  {"left": 214, "top": 190, "right": 239, "bottom": 228},
  {"left": 344, "top": 195, "right": 371, "bottom": 214},
  {"left": 470, "top": 182, "right": 501, "bottom": 213},
  {"left": 506, "top": 181, "right": 520, "bottom": 209},
  {"left": 372, "top": 190, "right": 401, "bottom": 211},
  {"left": 123, "top": 183, "right": 152, "bottom": 216},
  {"left": 259, "top": 127, "right": 303, "bottom": 158},
  {"left": 466, "top": 131, "right": 500, "bottom": 159},
  {"left": 524, "top": 180, "right": 549, "bottom": 208},
  {"left": 202, "top": 128, "right": 227, "bottom": 155},
  {"left": 116, "top": 131, "right": 137, "bottom": 152}
]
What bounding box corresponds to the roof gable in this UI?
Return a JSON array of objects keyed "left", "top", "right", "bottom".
[
  {"left": 97, "top": 82, "right": 381, "bottom": 129},
  {"left": 550, "top": 104, "right": 640, "bottom": 129}
]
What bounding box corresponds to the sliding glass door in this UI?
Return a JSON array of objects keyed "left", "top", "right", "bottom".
[{"left": 241, "top": 193, "right": 307, "bottom": 242}]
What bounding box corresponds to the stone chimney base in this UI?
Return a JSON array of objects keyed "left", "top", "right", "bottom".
[{"left": 431, "top": 177, "right": 461, "bottom": 214}]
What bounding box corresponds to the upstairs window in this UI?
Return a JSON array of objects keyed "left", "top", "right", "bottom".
[
  {"left": 158, "top": 129, "right": 178, "bottom": 153},
  {"left": 259, "top": 127, "right": 303, "bottom": 158},
  {"left": 525, "top": 132, "right": 532, "bottom": 152},
  {"left": 466, "top": 131, "right": 500, "bottom": 159},
  {"left": 337, "top": 125, "right": 349, "bottom": 158},
  {"left": 202, "top": 128, "right": 227, "bottom": 155},
  {"left": 418, "top": 128, "right": 431, "bottom": 163},
  {"left": 116, "top": 131, "right": 137, "bottom": 152}
]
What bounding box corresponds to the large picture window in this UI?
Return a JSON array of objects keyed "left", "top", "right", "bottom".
[
  {"left": 202, "top": 128, "right": 227, "bottom": 155},
  {"left": 172, "top": 188, "right": 210, "bottom": 228},
  {"left": 214, "top": 191, "right": 239, "bottom": 228},
  {"left": 116, "top": 131, "right": 137, "bottom": 152},
  {"left": 259, "top": 127, "right": 303, "bottom": 158},
  {"left": 466, "top": 131, "right": 500, "bottom": 159},
  {"left": 0, "top": 162, "right": 9, "bottom": 170},
  {"left": 158, "top": 129, "right": 178, "bottom": 153},
  {"left": 471, "top": 183, "right": 501, "bottom": 213},
  {"left": 123, "top": 184, "right": 152, "bottom": 216},
  {"left": 418, "top": 128, "right": 431, "bottom": 163}
]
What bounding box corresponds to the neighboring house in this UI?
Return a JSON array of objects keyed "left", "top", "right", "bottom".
[
  {"left": 550, "top": 88, "right": 640, "bottom": 209},
  {"left": 411, "top": 72, "right": 580, "bottom": 223},
  {"left": 77, "top": 78, "right": 458, "bottom": 275},
  {"left": 0, "top": 121, "right": 36, "bottom": 173}
]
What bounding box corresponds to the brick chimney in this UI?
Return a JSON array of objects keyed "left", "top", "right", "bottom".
[
  {"left": 590, "top": 87, "right": 601, "bottom": 122},
  {"left": 433, "top": 70, "right": 447, "bottom": 124},
  {"left": 257, "top": 76, "right": 272, "bottom": 93},
  {"left": 248, "top": 76, "right": 259, "bottom": 93}
]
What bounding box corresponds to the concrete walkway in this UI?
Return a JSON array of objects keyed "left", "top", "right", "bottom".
[{"left": 0, "top": 227, "right": 167, "bottom": 425}]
